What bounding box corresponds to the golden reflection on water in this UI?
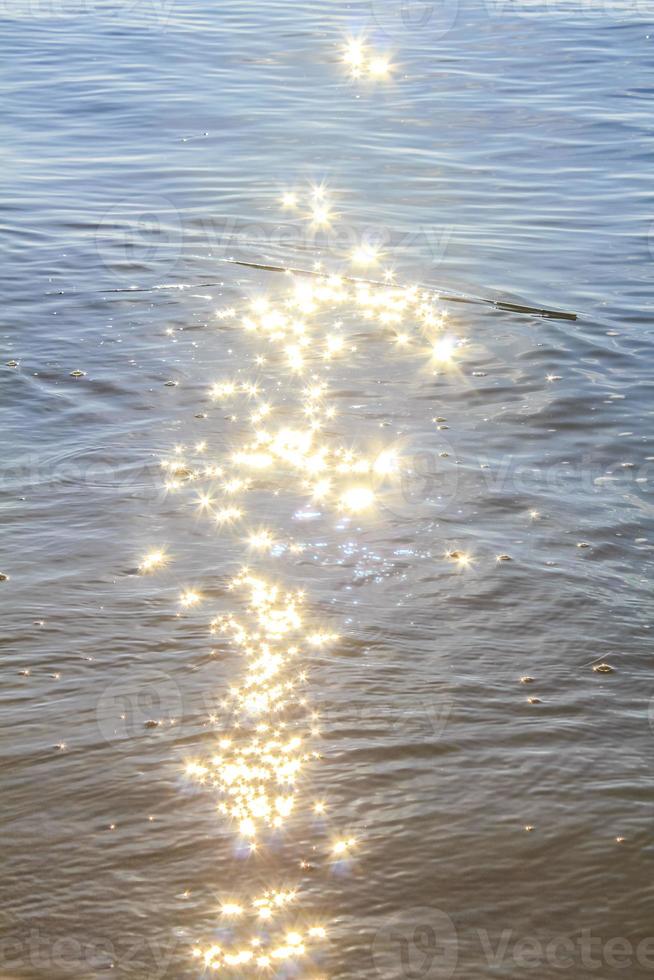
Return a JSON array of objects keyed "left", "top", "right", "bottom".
[
  {"left": 148, "top": 191, "right": 466, "bottom": 975},
  {"left": 159, "top": 248, "right": 460, "bottom": 527},
  {"left": 138, "top": 549, "right": 169, "bottom": 573},
  {"left": 183, "top": 572, "right": 338, "bottom": 974},
  {"left": 342, "top": 36, "right": 394, "bottom": 80}
]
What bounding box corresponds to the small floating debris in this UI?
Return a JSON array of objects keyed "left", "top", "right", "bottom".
[
  {"left": 164, "top": 380, "right": 179, "bottom": 387},
  {"left": 527, "top": 697, "right": 542, "bottom": 704},
  {"left": 576, "top": 541, "right": 591, "bottom": 549},
  {"left": 6, "top": 359, "right": 18, "bottom": 367},
  {"left": 472, "top": 370, "right": 487, "bottom": 377},
  {"left": 496, "top": 554, "right": 512, "bottom": 562},
  {"left": 0, "top": 572, "right": 8, "bottom": 582},
  {"left": 69, "top": 369, "right": 86, "bottom": 378},
  {"left": 168, "top": 465, "right": 193, "bottom": 480},
  {"left": 524, "top": 825, "right": 535, "bottom": 832},
  {"left": 593, "top": 663, "right": 614, "bottom": 674},
  {"left": 445, "top": 550, "right": 472, "bottom": 567},
  {"left": 19, "top": 669, "right": 30, "bottom": 676},
  {"left": 615, "top": 836, "right": 625, "bottom": 844},
  {"left": 546, "top": 374, "right": 562, "bottom": 382},
  {"left": 520, "top": 676, "right": 534, "bottom": 684},
  {"left": 144, "top": 720, "right": 160, "bottom": 729}
]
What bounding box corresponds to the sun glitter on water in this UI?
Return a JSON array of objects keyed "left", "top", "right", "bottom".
[
  {"left": 342, "top": 36, "right": 394, "bottom": 80},
  {"left": 159, "top": 226, "right": 460, "bottom": 533},
  {"left": 183, "top": 572, "right": 343, "bottom": 972},
  {"left": 138, "top": 549, "right": 169, "bottom": 573},
  {"left": 152, "top": 186, "right": 472, "bottom": 976}
]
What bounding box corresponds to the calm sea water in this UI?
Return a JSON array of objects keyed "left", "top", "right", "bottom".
[{"left": 2, "top": 1, "right": 654, "bottom": 978}]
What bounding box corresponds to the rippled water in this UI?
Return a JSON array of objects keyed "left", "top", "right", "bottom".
[{"left": 2, "top": 1, "right": 654, "bottom": 978}]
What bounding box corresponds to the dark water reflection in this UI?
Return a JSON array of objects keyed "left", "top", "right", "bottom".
[{"left": 1, "top": 1, "right": 654, "bottom": 978}]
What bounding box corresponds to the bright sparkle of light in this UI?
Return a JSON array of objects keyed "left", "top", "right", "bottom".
[
  {"left": 369, "top": 55, "right": 392, "bottom": 77},
  {"left": 432, "top": 336, "right": 458, "bottom": 364},
  {"left": 343, "top": 37, "right": 365, "bottom": 68},
  {"left": 220, "top": 903, "right": 244, "bottom": 917},
  {"left": 311, "top": 478, "right": 332, "bottom": 502},
  {"left": 138, "top": 549, "right": 168, "bottom": 573},
  {"left": 215, "top": 507, "right": 243, "bottom": 525},
  {"left": 373, "top": 449, "right": 399, "bottom": 477},
  {"left": 310, "top": 204, "right": 332, "bottom": 227},
  {"left": 280, "top": 191, "right": 298, "bottom": 209},
  {"left": 351, "top": 244, "right": 381, "bottom": 266},
  {"left": 247, "top": 529, "right": 275, "bottom": 551},
  {"left": 196, "top": 492, "right": 214, "bottom": 510},
  {"left": 179, "top": 589, "right": 201, "bottom": 607},
  {"left": 340, "top": 486, "right": 375, "bottom": 513},
  {"left": 324, "top": 333, "right": 345, "bottom": 358}
]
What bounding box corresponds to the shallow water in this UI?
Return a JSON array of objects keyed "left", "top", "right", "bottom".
[{"left": 2, "top": 1, "right": 654, "bottom": 978}]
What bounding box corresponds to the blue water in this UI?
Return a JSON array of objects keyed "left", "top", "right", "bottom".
[{"left": 2, "top": 1, "right": 654, "bottom": 978}]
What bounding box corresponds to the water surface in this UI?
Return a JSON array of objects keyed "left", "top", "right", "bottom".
[{"left": 2, "top": 1, "right": 654, "bottom": 978}]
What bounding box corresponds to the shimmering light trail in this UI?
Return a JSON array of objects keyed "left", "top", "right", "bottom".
[
  {"left": 182, "top": 571, "right": 338, "bottom": 972},
  {"left": 142, "top": 184, "right": 572, "bottom": 975},
  {"left": 148, "top": 195, "right": 472, "bottom": 971},
  {"left": 158, "top": 259, "right": 463, "bottom": 532}
]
